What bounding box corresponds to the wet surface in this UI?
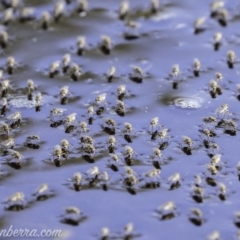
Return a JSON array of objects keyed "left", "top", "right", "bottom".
[{"left": 1, "top": 0, "right": 240, "bottom": 239}]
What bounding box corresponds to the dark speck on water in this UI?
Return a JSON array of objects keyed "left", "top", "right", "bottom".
[{"left": 1, "top": 0, "right": 240, "bottom": 239}]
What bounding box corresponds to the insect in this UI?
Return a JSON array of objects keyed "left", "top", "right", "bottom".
[
  {"left": 7, "top": 149, "right": 25, "bottom": 169},
  {"left": 213, "top": 32, "right": 222, "bottom": 51},
  {"left": 218, "top": 183, "right": 226, "bottom": 201},
  {"left": 121, "top": 223, "right": 140, "bottom": 240},
  {"left": 95, "top": 93, "right": 107, "bottom": 106},
  {"left": 181, "top": 136, "right": 193, "bottom": 155},
  {"left": 234, "top": 212, "right": 240, "bottom": 228},
  {"left": 192, "top": 58, "right": 201, "bottom": 77},
  {"left": 70, "top": 63, "right": 83, "bottom": 81},
  {"left": 223, "top": 119, "right": 237, "bottom": 136},
  {"left": 156, "top": 201, "right": 176, "bottom": 220},
  {"left": 168, "top": 173, "right": 181, "bottom": 190},
  {"left": 200, "top": 129, "right": 216, "bottom": 148},
  {"left": 227, "top": 50, "right": 235, "bottom": 69},
  {"left": 6, "top": 56, "right": 16, "bottom": 74},
  {"left": 0, "top": 30, "right": 8, "bottom": 48},
  {"left": 3, "top": 8, "right": 14, "bottom": 25},
  {"left": 27, "top": 79, "right": 35, "bottom": 100},
  {"left": 77, "top": 0, "right": 88, "bottom": 13},
  {"left": 208, "top": 142, "right": 219, "bottom": 155},
  {"left": 123, "top": 146, "right": 135, "bottom": 166},
  {"left": 106, "top": 66, "right": 116, "bottom": 82},
  {"left": 61, "top": 139, "right": 71, "bottom": 158},
  {"left": 81, "top": 144, "right": 95, "bottom": 163},
  {"left": 76, "top": 36, "right": 86, "bottom": 55},
  {"left": 171, "top": 64, "right": 180, "bottom": 78},
  {"left": 193, "top": 174, "right": 203, "bottom": 187},
  {"left": 123, "top": 122, "right": 134, "bottom": 143},
  {"left": 4, "top": 192, "right": 27, "bottom": 211},
  {"left": 95, "top": 94, "right": 106, "bottom": 115},
  {"left": 150, "top": 148, "right": 162, "bottom": 169},
  {"left": 64, "top": 113, "right": 77, "bottom": 133},
  {"left": 54, "top": 1, "right": 65, "bottom": 22},
  {"left": 49, "top": 61, "right": 60, "bottom": 78},
  {"left": 1, "top": 137, "right": 14, "bottom": 153},
  {"left": 115, "top": 100, "right": 125, "bottom": 117},
  {"left": 78, "top": 121, "right": 89, "bottom": 136},
  {"left": 107, "top": 136, "right": 117, "bottom": 154},
  {"left": 0, "top": 121, "right": 11, "bottom": 136},
  {"left": 59, "top": 86, "right": 69, "bottom": 105},
  {"left": 50, "top": 108, "right": 66, "bottom": 127},
  {"left": 194, "top": 17, "right": 206, "bottom": 34},
  {"left": 103, "top": 118, "right": 116, "bottom": 135},
  {"left": 70, "top": 172, "right": 82, "bottom": 191},
  {"left": 100, "top": 227, "right": 110, "bottom": 240},
  {"left": 117, "top": 85, "right": 126, "bottom": 101},
  {"left": 25, "top": 135, "right": 40, "bottom": 149},
  {"left": 108, "top": 153, "right": 120, "bottom": 172},
  {"left": 207, "top": 164, "right": 219, "bottom": 175},
  {"left": 119, "top": 0, "right": 129, "bottom": 20},
  {"left": 123, "top": 20, "right": 140, "bottom": 40},
  {"left": 60, "top": 206, "right": 86, "bottom": 226},
  {"left": 211, "top": 154, "right": 221, "bottom": 166},
  {"left": 143, "top": 168, "right": 160, "bottom": 188},
  {"left": 209, "top": 79, "right": 221, "bottom": 98},
  {"left": 129, "top": 66, "right": 143, "bottom": 83},
  {"left": 32, "top": 183, "right": 54, "bottom": 201},
  {"left": 19, "top": 7, "right": 35, "bottom": 22},
  {"left": 192, "top": 186, "right": 204, "bottom": 203},
  {"left": 189, "top": 208, "right": 204, "bottom": 226},
  {"left": 85, "top": 166, "right": 99, "bottom": 186},
  {"left": 217, "top": 8, "right": 228, "bottom": 27},
  {"left": 0, "top": 79, "right": 10, "bottom": 98},
  {"left": 203, "top": 116, "right": 217, "bottom": 127},
  {"left": 215, "top": 104, "right": 229, "bottom": 119},
  {"left": 98, "top": 171, "right": 110, "bottom": 191},
  {"left": 0, "top": 97, "right": 7, "bottom": 115},
  {"left": 80, "top": 135, "right": 94, "bottom": 146},
  {"left": 61, "top": 54, "right": 71, "bottom": 73},
  {"left": 123, "top": 167, "right": 138, "bottom": 194},
  {"left": 149, "top": 117, "right": 160, "bottom": 134},
  {"left": 7, "top": 111, "right": 22, "bottom": 128},
  {"left": 51, "top": 145, "right": 63, "bottom": 167},
  {"left": 41, "top": 11, "right": 51, "bottom": 30},
  {"left": 99, "top": 35, "right": 112, "bottom": 55},
  {"left": 237, "top": 162, "right": 240, "bottom": 181},
  {"left": 207, "top": 231, "right": 220, "bottom": 240},
  {"left": 158, "top": 128, "right": 170, "bottom": 150},
  {"left": 210, "top": 1, "right": 224, "bottom": 18},
  {"left": 150, "top": 0, "right": 159, "bottom": 14},
  {"left": 87, "top": 106, "right": 95, "bottom": 125},
  {"left": 35, "top": 92, "right": 42, "bottom": 112}
]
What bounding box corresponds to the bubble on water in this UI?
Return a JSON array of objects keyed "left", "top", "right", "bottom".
[
  {"left": 171, "top": 97, "right": 202, "bottom": 109},
  {"left": 8, "top": 95, "right": 47, "bottom": 109}
]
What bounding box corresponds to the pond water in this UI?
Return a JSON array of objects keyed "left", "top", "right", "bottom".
[{"left": 0, "top": 0, "right": 240, "bottom": 239}]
